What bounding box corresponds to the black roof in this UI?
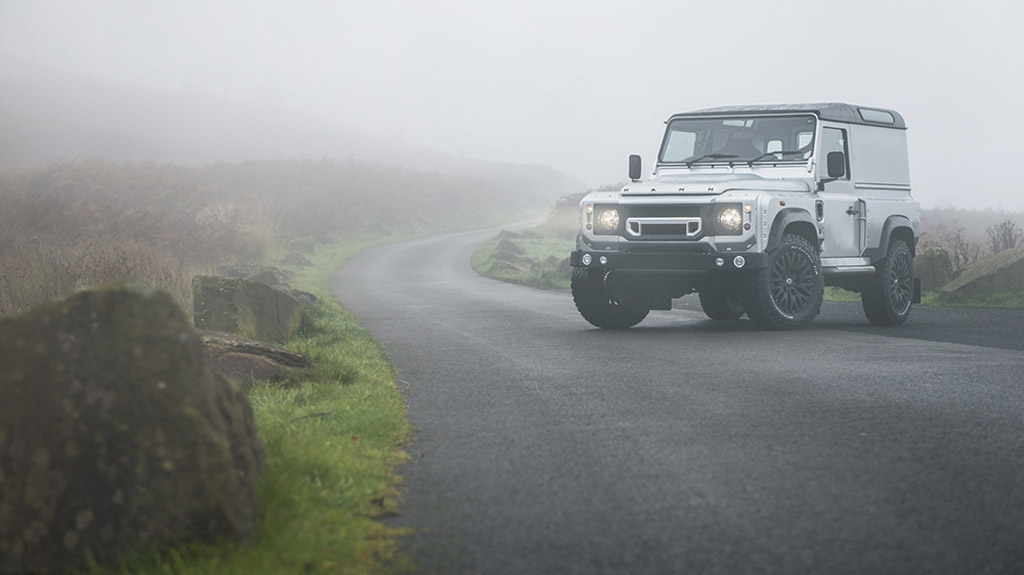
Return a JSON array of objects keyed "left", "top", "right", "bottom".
[{"left": 670, "top": 103, "right": 907, "bottom": 129}]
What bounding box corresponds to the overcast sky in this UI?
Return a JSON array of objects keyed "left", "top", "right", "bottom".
[{"left": 2, "top": 0, "right": 1022, "bottom": 209}]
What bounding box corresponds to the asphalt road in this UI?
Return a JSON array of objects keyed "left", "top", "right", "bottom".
[{"left": 332, "top": 225, "right": 1024, "bottom": 575}]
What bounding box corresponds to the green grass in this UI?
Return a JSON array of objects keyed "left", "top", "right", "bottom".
[
  {"left": 921, "top": 288, "right": 1024, "bottom": 309},
  {"left": 87, "top": 242, "right": 411, "bottom": 575}
]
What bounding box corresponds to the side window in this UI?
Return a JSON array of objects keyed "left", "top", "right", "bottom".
[{"left": 819, "top": 127, "right": 849, "bottom": 180}]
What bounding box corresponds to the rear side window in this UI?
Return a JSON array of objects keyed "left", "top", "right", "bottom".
[
  {"left": 820, "top": 127, "right": 849, "bottom": 180},
  {"left": 859, "top": 108, "right": 895, "bottom": 125}
]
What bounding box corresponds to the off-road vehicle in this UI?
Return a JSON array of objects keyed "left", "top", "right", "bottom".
[{"left": 570, "top": 103, "right": 920, "bottom": 330}]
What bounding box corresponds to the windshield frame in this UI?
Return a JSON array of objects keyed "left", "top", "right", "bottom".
[{"left": 657, "top": 113, "right": 819, "bottom": 167}]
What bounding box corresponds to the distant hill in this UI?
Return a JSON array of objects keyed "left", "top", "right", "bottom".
[{"left": 0, "top": 60, "right": 581, "bottom": 202}]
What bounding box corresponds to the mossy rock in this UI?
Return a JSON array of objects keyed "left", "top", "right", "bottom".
[
  {"left": 0, "top": 281, "right": 263, "bottom": 573},
  {"left": 941, "top": 247, "right": 1024, "bottom": 296},
  {"left": 192, "top": 275, "right": 303, "bottom": 343}
]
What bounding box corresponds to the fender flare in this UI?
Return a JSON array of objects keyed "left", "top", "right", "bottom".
[
  {"left": 766, "top": 209, "right": 818, "bottom": 252},
  {"left": 870, "top": 215, "right": 916, "bottom": 262}
]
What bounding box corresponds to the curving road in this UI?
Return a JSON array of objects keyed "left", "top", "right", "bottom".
[{"left": 332, "top": 225, "right": 1024, "bottom": 575}]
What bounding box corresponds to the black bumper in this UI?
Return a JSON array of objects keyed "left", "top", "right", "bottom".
[{"left": 569, "top": 250, "right": 769, "bottom": 271}]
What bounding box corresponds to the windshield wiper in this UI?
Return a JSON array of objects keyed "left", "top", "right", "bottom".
[
  {"left": 747, "top": 150, "right": 805, "bottom": 167},
  {"left": 685, "top": 153, "right": 738, "bottom": 168}
]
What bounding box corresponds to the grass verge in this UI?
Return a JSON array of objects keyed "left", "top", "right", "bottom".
[
  {"left": 88, "top": 242, "right": 411, "bottom": 575},
  {"left": 470, "top": 230, "right": 574, "bottom": 290}
]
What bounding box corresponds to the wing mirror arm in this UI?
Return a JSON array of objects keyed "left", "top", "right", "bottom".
[{"left": 816, "top": 151, "right": 846, "bottom": 191}]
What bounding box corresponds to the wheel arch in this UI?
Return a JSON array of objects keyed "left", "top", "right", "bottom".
[
  {"left": 870, "top": 215, "right": 916, "bottom": 262},
  {"left": 766, "top": 208, "right": 818, "bottom": 253}
]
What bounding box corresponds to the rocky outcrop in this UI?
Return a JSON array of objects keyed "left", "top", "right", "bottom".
[
  {"left": 0, "top": 281, "right": 264, "bottom": 573},
  {"left": 941, "top": 247, "right": 1024, "bottom": 296},
  {"left": 200, "top": 330, "right": 315, "bottom": 389},
  {"left": 915, "top": 247, "right": 953, "bottom": 290},
  {"left": 213, "top": 265, "right": 318, "bottom": 305},
  {"left": 192, "top": 275, "right": 303, "bottom": 343}
]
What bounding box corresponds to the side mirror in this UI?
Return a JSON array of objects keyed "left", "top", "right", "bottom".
[
  {"left": 827, "top": 151, "right": 846, "bottom": 179},
  {"left": 628, "top": 154, "right": 642, "bottom": 181}
]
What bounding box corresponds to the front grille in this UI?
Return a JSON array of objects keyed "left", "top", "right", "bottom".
[{"left": 625, "top": 217, "right": 703, "bottom": 240}]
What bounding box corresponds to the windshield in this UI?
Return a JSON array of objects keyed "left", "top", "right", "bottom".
[{"left": 659, "top": 115, "right": 817, "bottom": 165}]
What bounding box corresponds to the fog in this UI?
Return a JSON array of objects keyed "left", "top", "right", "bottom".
[{"left": 2, "top": 0, "right": 1022, "bottom": 209}]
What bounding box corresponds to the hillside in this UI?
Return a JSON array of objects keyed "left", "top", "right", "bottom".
[{"left": 0, "top": 60, "right": 581, "bottom": 199}]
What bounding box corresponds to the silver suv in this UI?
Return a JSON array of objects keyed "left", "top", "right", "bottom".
[{"left": 569, "top": 103, "right": 920, "bottom": 330}]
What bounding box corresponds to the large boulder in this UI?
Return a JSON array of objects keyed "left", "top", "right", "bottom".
[
  {"left": 200, "top": 330, "right": 315, "bottom": 389},
  {"left": 0, "top": 281, "right": 264, "bottom": 573},
  {"left": 915, "top": 247, "right": 954, "bottom": 290},
  {"left": 941, "top": 247, "right": 1024, "bottom": 296},
  {"left": 192, "top": 275, "right": 303, "bottom": 343},
  {"left": 241, "top": 269, "right": 318, "bottom": 305}
]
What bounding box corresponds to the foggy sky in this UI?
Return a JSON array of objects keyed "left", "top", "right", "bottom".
[{"left": 2, "top": 0, "right": 1022, "bottom": 209}]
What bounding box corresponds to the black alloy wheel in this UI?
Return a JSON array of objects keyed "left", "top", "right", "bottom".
[
  {"left": 770, "top": 248, "right": 819, "bottom": 317},
  {"left": 862, "top": 238, "right": 914, "bottom": 326},
  {"left": 742, "top": 233, "right": 824, "bottom": 330}
]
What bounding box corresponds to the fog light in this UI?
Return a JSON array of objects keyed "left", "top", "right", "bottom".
[
  {"left": 733, "top": 256, "right": 746, "bottom": 268},
  {"left": 715, "top": 257, "right": 725, "bottom": 267},
  {"left": 581, "top": 253, "right": 593, "bottom": 265},
  {"left": 599, "top": 256, "right": 608, "bottom": 265}
]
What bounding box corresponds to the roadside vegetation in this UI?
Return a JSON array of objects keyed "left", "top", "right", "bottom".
[
  {"left": 0, "top": 159, "right": 558, "bottom": 574},
  {"left": 473, "top": 191, "right": 1024, "bottom": 309}
]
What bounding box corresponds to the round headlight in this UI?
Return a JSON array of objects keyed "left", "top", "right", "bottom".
[
  {"left": 717, "top": 207, "right": 742, "bottom": 233},
  {"left": 596, "top": 208, "right": 620, "bottom": 232}
]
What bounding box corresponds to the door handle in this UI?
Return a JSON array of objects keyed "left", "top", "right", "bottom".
[{"left": 845, "top": 205, "right": 859, "bottom": 215}]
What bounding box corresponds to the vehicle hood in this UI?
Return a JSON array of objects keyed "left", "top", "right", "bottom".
[{"left": 621, "top": 173, "right": 810, "bottom": 196}]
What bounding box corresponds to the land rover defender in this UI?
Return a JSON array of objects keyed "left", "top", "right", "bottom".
[{"left": 569, "top": 103, "right": 920, "bottom": 330}]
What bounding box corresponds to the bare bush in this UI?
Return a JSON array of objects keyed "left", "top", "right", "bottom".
[{"left": 986, "top": 219, "right": 1023, "bottom": 254}]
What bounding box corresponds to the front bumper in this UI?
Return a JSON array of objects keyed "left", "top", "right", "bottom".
[{"left": 569, "top": 250, "right": 768, "bottom": 271}]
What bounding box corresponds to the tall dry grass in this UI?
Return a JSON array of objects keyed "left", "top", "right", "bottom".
[
  {"left": 0, "top": 158, "right": 556, "bottom": 317},
  {"left": 0, "top": 237, "right": 210, "bottom": 316}
]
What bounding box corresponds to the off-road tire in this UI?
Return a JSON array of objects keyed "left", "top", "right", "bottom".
[
  {"left": 571, "top": 267, "right": 649, "bottom": 329},
  {"left": 698, "top": 290, "right": 745, "bottom": 320},
  {"left": 861, "top": 238, "right": 914, "bottom": 326},
  {"left": 742, "top": 233, "right": 824, "bottom": 330}
]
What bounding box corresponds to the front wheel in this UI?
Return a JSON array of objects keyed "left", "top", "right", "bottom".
[
  {"left": 571, "top": 267, "right": 649, "bottom": 329},
  {"left": 861, "top": 238, "right": 914, "bottom": 326},
  {"left": 741, "top": 233, "right": 824, "bottom": 330}
]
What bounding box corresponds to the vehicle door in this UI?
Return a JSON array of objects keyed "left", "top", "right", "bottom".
[{"left": 816, "top": 124, "right": 864, "bottom": 261}]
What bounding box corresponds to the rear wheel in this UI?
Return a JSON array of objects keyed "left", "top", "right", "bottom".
[
  {"left": 571, "top": 267, "right": 649, "bottom": 329},
  {"left": 742, "top": 233, "right": 823, "bottom": 330},
  {"left": 862, "top": 238, "right": 914, "bottom": 326},
  {"left": 698, "top": 290, "right": 745, "bottom": 320}
]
